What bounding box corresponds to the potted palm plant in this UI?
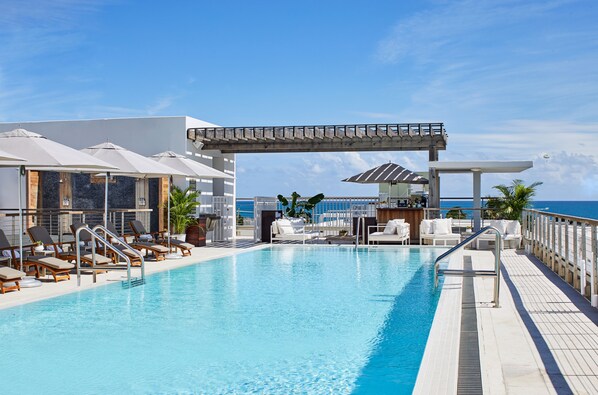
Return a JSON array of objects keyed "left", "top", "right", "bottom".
[{"left": 168, "top": 186, "right": 200, "bottom": 241}]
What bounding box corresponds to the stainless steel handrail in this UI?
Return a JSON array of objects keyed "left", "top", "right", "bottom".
[
  {"left": 74, "top": 225, "right": 144, "bottom": 288},
  {"left": 434, "top": 225, "right": 502, "bottom": 307},
  {"left": 92, "top": 224, "right": 145, "bottom": 284}
]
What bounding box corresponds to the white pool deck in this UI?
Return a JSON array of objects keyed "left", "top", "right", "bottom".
[{"left": 1, "top": 244, "right": 597, "bottom": 393}]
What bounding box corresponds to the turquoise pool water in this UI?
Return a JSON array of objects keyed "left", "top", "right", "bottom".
[{"left": 0, "top": 246, "right": 442, "bottom": 394}]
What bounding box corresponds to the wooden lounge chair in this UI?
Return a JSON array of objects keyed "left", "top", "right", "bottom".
[
  {"left": 0, "top": 266, "right": 26, "bottom": 294},
  {"left": 129, "top": 220, "right": 194, "bottom": 257},
  {"left": 70, "top": 222, "right": 142, "bottom": 267},
  {"left": 105, "top": 221, "right": 168, "bottom": 261},
  {"left": 0, "top": 228, "right": 34, "bottom": 270},
  {"left": 27, "top": 225, "right": 112, "bottom": 270}
]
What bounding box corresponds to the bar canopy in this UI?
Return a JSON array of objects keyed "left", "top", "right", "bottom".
[
  {"left": 428, "top": 161, "right": 533, "bottom": 174},
  {"left": 428, "top": 160, "right": 534, "bottom": 231}
]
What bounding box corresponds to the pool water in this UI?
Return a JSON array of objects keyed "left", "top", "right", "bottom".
[{"left": 0, "top": 246, "right": 442, "bottom": 394}]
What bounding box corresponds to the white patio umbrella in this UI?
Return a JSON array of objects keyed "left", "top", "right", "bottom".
[
  {"left": 0, "top": 149, "right": 25, "bottom": 162},
  {"left": 0, "top": 129, "right": 118, "bottom": 279},
  {"left": 150, "top": 151, "right": 233, "bottom": 258},
  {"left": 79, "top": 142, "right": 186, "bottom": 241}
]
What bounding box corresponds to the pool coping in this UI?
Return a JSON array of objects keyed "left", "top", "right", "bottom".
[{"left": 414, "top": 249, "right": 557, "bottom": 394}]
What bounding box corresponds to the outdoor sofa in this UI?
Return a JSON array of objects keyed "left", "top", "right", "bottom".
[
  {"left": 419, "top": 218, "right": 461, "bottom": 246},
  {"left": 270, "top": 218, "right": 320, "bottom": 244},
  {"left": 476, "top": 219, "right": 522, "bottom": 250},
  {"left": 368, "top": 219, "right": 410, "bottom": 245}
]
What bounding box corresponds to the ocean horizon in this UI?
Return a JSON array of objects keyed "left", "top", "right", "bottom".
[{"left": 235, "top": 199, "right": 598, "bottom": 220}]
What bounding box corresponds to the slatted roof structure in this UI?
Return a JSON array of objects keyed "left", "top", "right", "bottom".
[
  {"left": 342, "top": 162, "right": 428, "bottom": 184},
  {"left": 187, "top": 123, "right": 447, "bottom": 153}
]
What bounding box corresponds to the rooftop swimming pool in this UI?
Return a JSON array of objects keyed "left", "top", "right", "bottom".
[{"left": 0, "top": 246, "right": 443, "bottom": 394}]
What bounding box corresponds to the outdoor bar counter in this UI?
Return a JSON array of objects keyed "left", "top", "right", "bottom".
[{"left": 376, "top": 208, "right": 424, "bottom": 243}]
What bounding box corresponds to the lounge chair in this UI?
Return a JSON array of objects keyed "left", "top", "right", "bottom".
[
  {"left": 0, "top": 228, "right": 33, "bottom": 269},
  {"left": 270, "top": 218, "right": 320, "bottom": 244},
  {"left": 419, "top": 218, "right": 461, "bottom": 246},
  {"left": 27, "top": 225, "right": 112, "bottom": 270},
  {"left": 103, "top": 221, "right": 165, "bottom": 262},
  {"left": 70, "top": 222, "right": 143, "bottom": 267},
  {"left": 129, "top": 220, "right": 194, "bottom": 257},
  {"left": 368, "top": 219, "right": 410, "bottom": 245},
  {"left": 0, "top": 266, "right": 26, "bottom": 294},
  {"left": 0, "top": 228, "right": 72, "bottom": 282}
]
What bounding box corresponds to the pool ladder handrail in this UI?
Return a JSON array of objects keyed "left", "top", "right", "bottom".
[
  {"left": 74, "top": 225, "right": 145, "bottom": 288},
  {"left": 434, "top": 226, "right": 502, "bottom": 308}
]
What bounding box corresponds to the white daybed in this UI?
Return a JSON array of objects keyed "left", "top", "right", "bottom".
[
  {"left": 270, "top": 218, "right": 320, "bottom": 244},
  {"left": 476, "top": 220, "right": 522, "bottom": 250},
  {"left": 368, "top": 219, "right": 410, "bottom": 245},
  {"left": 419, "top": 218, "right": 461, "bottom": 246}
]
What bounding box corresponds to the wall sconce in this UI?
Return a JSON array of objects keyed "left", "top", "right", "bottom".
[
  {"left": 62, "top": 197, "right": 70, "bottom": 207},
  {"left": 138, "top": 197, "right": 146, "bottom": 206}
]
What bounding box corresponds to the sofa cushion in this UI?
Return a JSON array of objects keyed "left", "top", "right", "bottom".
[
  {"left": 276, "top": 219, "right": 295, "bottom": 235},
  {"left": 505, "top": 220, "right": 521, "bottom": 236},
  {"left": 383, "top": 221, "right": 398, "bottom": 235},
  {"left": 490, "top": 220, "right": 507, "bottom": 235},
  {"left": 420, "top": 220, "right": 435, "bottom": 235},
  {"left": 433, "top": 219, "right": 451, "bottom": 235},
  {"left": 289, "top": 218, "right": 305, "bottom": 232}
]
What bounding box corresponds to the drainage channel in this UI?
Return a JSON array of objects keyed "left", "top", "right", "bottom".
[{"left": 457, "top": 256, "right": 483, "bottom": 394}]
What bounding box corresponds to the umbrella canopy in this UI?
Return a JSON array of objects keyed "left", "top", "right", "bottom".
[
  {"left": 0, "top": 129, "right": 117, "bottom": 170},
  {"left": 0, "top": 129, "right": 118, "bottom": 275},
  {"left": 0, "top": 149, "right": 25, "bottom": 162},
  {"left": 342, "top": 162, "right": 428, "bottom": 184},
  {"left": 149, "top": 151, "right": 233, "bottom": 179},
  {"left": 81, "top": 142, "right": 185, "bottom": 177}
]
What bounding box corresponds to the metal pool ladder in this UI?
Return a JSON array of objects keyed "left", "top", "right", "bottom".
[
  {"left": 74, "top": 224, "right": 145, "bottom": 288},
  {"left": 434, "top": 226, "right": 502, "bottom": 308}
]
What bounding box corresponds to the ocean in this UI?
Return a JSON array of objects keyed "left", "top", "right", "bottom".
[{"left": 236, "top": 200, "right": 598, "bottom": 220}]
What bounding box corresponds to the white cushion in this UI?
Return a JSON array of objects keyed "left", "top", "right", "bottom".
[
  {"left": 139, "top": 234, "right": 153, "bottom": 242},
  {"left": 490, "top": 220, "right": 507, "bottom": 235},
  {"left": 433, "top": 219, "right": 451, "bottom": 235},
  {"left": 505, "top": 220, "right": 521, "bottom": 236},
  {"left": 383, "top": 221, "right": 398, "bottom": 235},
  {"left": 276, "top": 219, "right": 295, "bottom": 235},
  {"left": 48, "top": 245, "right": 63, "bottom": 253},
  {"left": 397, "top": 223, "right": 410, "bottom": 237},
  {"left": 2, "top": 250, "right": 19, "bottom": 258},
  {"left": 271, "top": 221, "right": 279, "bottom": 235},
  {"left": 420, "top": 220, "right": 435, "bottom": 235},
  {"left": 289, "top": 218, "right": 305, "bottom": 232},
  {"left": 391, "top": 218, "right": 405, "bottom": 224}
]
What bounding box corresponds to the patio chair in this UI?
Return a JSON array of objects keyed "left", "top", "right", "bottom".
[
  {"left": 129, "top": 220, "right": 194, "bottom": 257},
  {"left": 0, "top": 228, "right": 33, "bottom": 269},
  {"left": 27, "top": 225, "right": 112, "bottom": 271},
  {"left": 70, "top": 222, "right": 142, "bottom": 267},
  {"left": 0, "top": 266, "right": 26, "bottom": 294}
]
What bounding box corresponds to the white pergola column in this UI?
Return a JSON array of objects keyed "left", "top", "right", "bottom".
[{"left": 473, "top": 170, "right": 482, "bottom": 231}]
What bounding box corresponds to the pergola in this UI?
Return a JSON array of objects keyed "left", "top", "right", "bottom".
[
  {"left": 187, "top": 122, "right": 448, "bottom": 207},
  {"left": 428, "top": 161, "right": 534, "bottom": 230}
]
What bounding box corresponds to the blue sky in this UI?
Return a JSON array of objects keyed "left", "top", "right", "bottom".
[{"left": 1, "top": 0, "right": 597, "bottom": 200}]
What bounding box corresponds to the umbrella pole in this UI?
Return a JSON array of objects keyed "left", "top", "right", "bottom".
[
  {"left": 104, "top": 172, "right": 109, "bottom": 229},
  {"left": 168, "top": 175, "right": 171, "bottom": 251},
  {"left": 165, "top": 175, "right": 181, "bottom": 259},
  {"left": 18, "top": 166, "right": 24, "bottom": 271}
]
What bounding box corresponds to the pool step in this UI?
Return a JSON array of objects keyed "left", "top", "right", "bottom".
[
  {"left": 121, "top": 277, "right": 146, "bottom": 289},
  {"left": 439, "top": 269, "right": 498, "bottom": 277}
]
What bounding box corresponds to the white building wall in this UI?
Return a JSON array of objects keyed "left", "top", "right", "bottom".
[{"left": 0, "top": 116, "right": 236, "bottom": 239}]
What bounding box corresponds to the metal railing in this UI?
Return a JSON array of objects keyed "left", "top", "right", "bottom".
[
  {"left": 74, "top": 224, "right": 145, "bottom": 288},
  {"left": 523, "top": 209, "right": 598, "bottom": 307},
  {"left": 434, "top": 226, "right": 502, "bottom": 308},
  {"left": 0, "top": 208, "right": 152, "bottom": 245}
]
